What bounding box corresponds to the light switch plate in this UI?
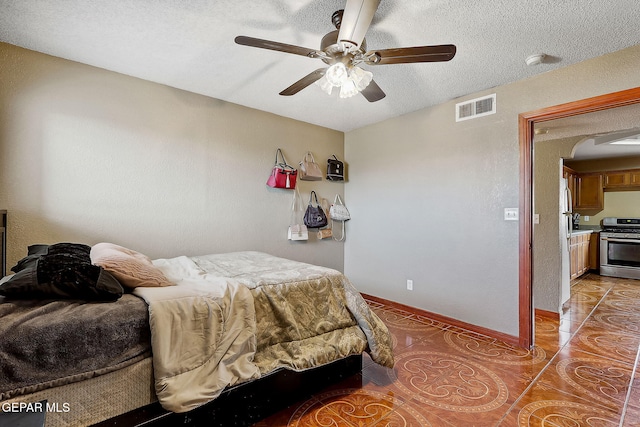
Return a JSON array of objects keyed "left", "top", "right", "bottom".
[
  {"left": 504, "top": 208, "right": 519, "bottom": 221},
  {"left": 533, "top": 214, "right": 540, "bottom": 224}
]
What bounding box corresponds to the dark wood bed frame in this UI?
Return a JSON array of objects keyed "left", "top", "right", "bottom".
[{"left": 92, "top": 354, "right": 362, "bottom": 427}]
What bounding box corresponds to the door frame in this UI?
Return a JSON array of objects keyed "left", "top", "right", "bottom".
[{"left": 518, "top": 86, "right": 640, "bottom": 348}]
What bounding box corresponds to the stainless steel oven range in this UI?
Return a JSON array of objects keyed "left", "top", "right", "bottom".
[{"left": 600, "top": 217, "right": 640, "bottom": 280}]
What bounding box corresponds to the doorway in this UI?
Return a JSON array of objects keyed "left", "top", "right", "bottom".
[{"left": 518, "top": 86, "right": 640, "bottom": 349}]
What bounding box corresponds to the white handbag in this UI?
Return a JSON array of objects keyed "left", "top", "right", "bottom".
[
  {"left": 329, "top": 194, "right": 350, "bottom": 221},
  {"left": 329, "top": 194, "right": 349, "bottom": 242},
  {"left": 288, "top": 224, "right": 309, "bottom": 241},
  {"left": 288, "top": 187, "right": 308, "bottom": 241}
]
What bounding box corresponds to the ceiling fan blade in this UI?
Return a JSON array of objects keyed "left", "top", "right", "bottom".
[
  {"left": 360, "top": 79, "right": 386, "bottom": 102},
  {"left": 338, "top": 0, "right": 381, "bottom": 50},
  {"left": 365, "top": 44, "right": 457, "bottom": 65},
  {"left": 279, "top": 68, "right": 327, "bottom": 96},
  {"left": 235, "top": 36, "right": 321, "bottom": 58}
]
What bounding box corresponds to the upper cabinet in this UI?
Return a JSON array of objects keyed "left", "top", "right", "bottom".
[
  {"left": 575, "top": 173, "right": 604, "bottom": 210},
  {"left": 603, "top": 169, "right": 640, "bottom": 189},
  {"left": 563, "top": 166, "right": 640, "bottom": 214}
]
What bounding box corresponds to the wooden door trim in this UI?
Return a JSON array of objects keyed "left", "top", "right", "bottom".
[{"left": 518, "top": 86, "right": 640, "bottom": 348}]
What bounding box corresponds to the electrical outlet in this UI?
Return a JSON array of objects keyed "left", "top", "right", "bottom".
[
  {"left": 584, "top": 216, "right": 590, "bottom": 221},
  {"left": 406, "top": 280, "right": 413, "bottom": 291}
]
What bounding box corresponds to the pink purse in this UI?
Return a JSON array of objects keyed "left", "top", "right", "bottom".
[{"left": 299, "top": 151, "right": 323, "bottom": 181}]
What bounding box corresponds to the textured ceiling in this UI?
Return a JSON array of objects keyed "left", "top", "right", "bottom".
[{"left": 0, "top": 0, "right": 639, "bottom": 132}]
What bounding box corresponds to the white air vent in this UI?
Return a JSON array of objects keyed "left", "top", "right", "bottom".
[{"left": 455, "top": 94, "right": 496, "bottom": 122}]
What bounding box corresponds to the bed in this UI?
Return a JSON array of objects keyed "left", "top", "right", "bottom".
[{"left": 0, "top": 244, "right": 394, "bottom": 426}]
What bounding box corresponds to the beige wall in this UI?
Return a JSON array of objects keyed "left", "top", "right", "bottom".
[
  {"left": 0, "top": 43, "right": 345, "bottom": 270},
  {"left": 345, "top": 45, "right": 640, "bottom": 338},
  {"left": 586, "top": 192, "right": 640, "bottom": 225},
  {"left": 533, "top": 137, "right": 580, "bottom": 312}
]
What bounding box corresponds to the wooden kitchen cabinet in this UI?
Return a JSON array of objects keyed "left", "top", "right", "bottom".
[
  {"left": 569, "top": 232, "right": 591, "bottom": 280},
  {"left": 604, "top": 171, "right": 629, "bottom": 187},
  {"left": 575, "top": 173, "right": 604, "bottom": 210},
  {"left": 604, "top": 169, "right": 640, "bottom": 189}
]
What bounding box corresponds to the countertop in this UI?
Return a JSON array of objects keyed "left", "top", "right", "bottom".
[{"left": 571, "top": 226, "right": 602, "bottom": 235}]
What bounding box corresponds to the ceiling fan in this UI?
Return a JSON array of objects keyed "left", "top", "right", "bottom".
[{"left": 234, "top": 0, "right": 456, "bottom": 102}]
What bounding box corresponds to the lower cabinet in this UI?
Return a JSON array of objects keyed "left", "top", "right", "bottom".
[{"left": 569, "top": 233, "right": 591, "bottom": 280}]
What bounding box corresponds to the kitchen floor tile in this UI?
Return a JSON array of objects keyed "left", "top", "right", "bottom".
[{"left": 568, "top": 322, "right": 640, "bottom": 364}]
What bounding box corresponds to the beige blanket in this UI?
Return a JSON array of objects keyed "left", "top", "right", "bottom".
[
  {"left": 189, "top": 251, "right": 394, "bottom": 371},
  {"left": 136, "top": 252, "right": 394, "bottom": 413},
  {"left": 134, "top": 256, "right": 260, "bottom": 413}
]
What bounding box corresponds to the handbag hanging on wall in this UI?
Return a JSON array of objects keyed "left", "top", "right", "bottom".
[
  {"left": 299, "top": 151, "right": 323, "bottom": 181},
  {"left": 329, "top": 194, "right": 350, "bottom": 242},
  {"left": 288, "top": 187, "right": 308, "bottom": 241},
  {"left": 303, "top": 191, "right": 328, "bottom": 229},
  {"left": 326, "top": 155, "right": 345, "bottom": 181},
  {"left": 317, "top": 197, "right": 333, "bottom": 239},
  {"left": 267, "top": 148, "right": 297, "bottom": 189},
  {"left": 329, "top": 194, "right": 350, "bottom": 221}
]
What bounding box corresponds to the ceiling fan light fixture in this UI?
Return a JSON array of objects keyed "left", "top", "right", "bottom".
[
  {"left": 349, "top": 66, "right": 373, "bottom": 91},
  {"left": 316, "top": 65, "right": 372, "bottom": 98},
  {"left": 235, "top": 2, "right": 455, "bottom": 102},
  {"left": 339, "top": 79, "right": 359, "bottom": 99},
  {"left": 315, "top": 75, "right": 334, "bottom": 95},
  {"left": 325, "top": 62, "right": 349, "bottom": 86}
]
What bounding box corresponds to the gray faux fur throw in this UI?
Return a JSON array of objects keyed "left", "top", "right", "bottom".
[{"left": 0, "top": 294, "right": 150, "bottom": 400}]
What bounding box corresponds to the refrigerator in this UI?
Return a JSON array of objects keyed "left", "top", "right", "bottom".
[{"left": 560, "top": 177, "right": 573, "bottom": 306}]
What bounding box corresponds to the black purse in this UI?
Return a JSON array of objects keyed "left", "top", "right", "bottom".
[
  {"left": 326, "top": 155, "right": 344, "bottom": 181},
  {"left": 303, "top": 191, "right": 328, "bottom": 229}
]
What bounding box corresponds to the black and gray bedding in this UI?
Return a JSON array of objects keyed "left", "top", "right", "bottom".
[
  {"left": 0, "top": 243, "right": 123, "bottom": 301},
  {"left": 0, "top": 243, "right": 150, "bottom": 400}
]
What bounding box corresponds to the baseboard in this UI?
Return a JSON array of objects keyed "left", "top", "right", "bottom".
[
  {"left": 535, "top": 308, "right": 560, "bottom": 321},
  {"left": 361, "top": 293, "right": 520, "bottom": 348}
]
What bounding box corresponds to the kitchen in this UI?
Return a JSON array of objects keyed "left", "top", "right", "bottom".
[
  {"left": 532, "top": 103, "right": 640, "bottom": 318},
  {"left": 563, "top": 157, "right": 640, "bottom": 281}
]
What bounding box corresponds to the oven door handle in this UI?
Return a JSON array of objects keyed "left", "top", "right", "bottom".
[{"left": 601, "top": 237, "right": 640, "bottom": 243}]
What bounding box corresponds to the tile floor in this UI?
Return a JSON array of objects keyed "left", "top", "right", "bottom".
[{"left": 253, "top": 273, "right": 640, "bottom": 426}]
